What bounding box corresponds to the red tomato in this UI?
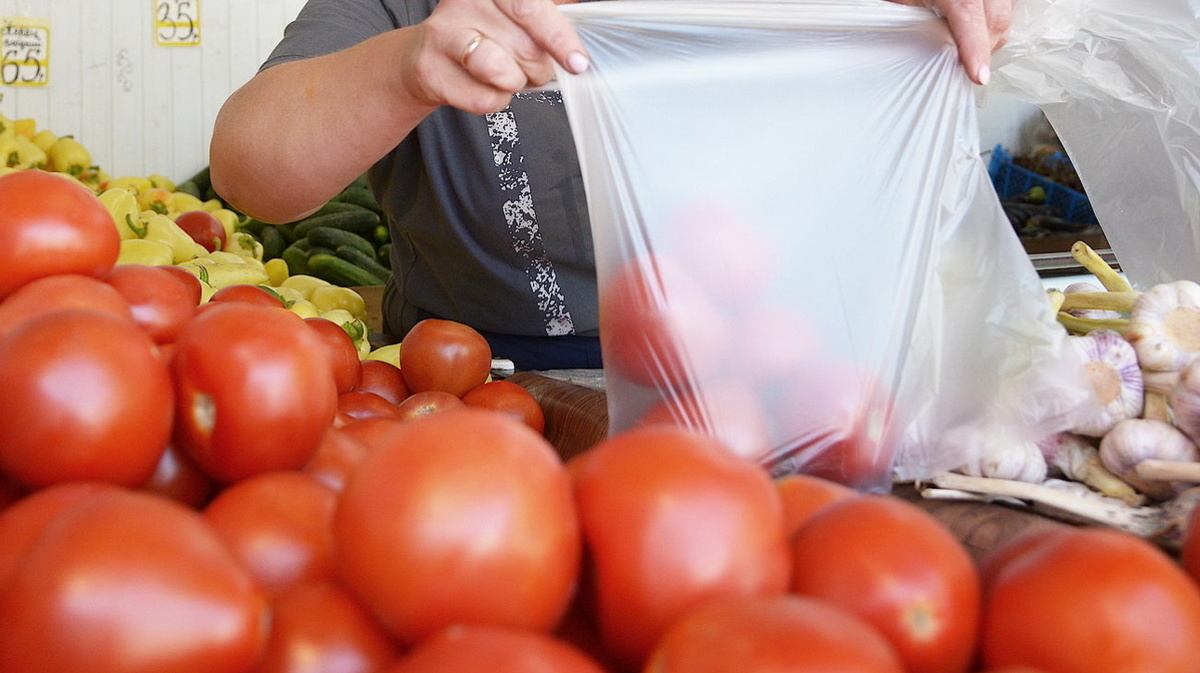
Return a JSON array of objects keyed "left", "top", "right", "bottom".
[
  {"left": 306, "top": 316, "right": 363, "bottom": 394},
  {"left": 0, "top": 309, "right": 173, "bottom": 489},
  {"left": 207, "top": 283, "right": 286, "bottom": 308},
  {"left": 0, "top": 481, "right": 122, "bottom": 595},
  {"left": 174, "top": 209, "right": 228, "bottom": 253},
  {"left": 257, "top": 582, "right": 399, "bottom": 673},
  {"left": 1179, "top": 500, "right": 1200, "bottom": 585},
  {"left": 645, "top": 594, "right": 904, "bottom": 673},
  {"left": 569, "top": 425, "right": 791, "bottom": 670},
  {"left": 773, "top": 473, "right": 855, "bottom": 540},
  {"left": 598, "top": 254, "right": 730, "bottom": 391},
  {"left": 980, "top": 526, "right": 1200, "bottom": 673},
  {"left": 0, "top": 170, "right": 120, "bottom": 298},
  {"left": 974, "top": 526, "right": 1063, "bottom": 589},
  {"left": 398, "top": 318, "right": 491, "bottom": 397},
  {"left": 0, "top": 273, "right": 134, "bottom": 340},
  {"left": 203, "top": 471, "right": 338, "bottom": 597},
  {"left": 170, "top": 302, "right": 338, "bottom": 483},
  {"left": 357, "top": 359, "right": 410, "bottom": 404},
  {"left": 662, "top": 198, "right": 779, "bottom": 305},
  {"left": 395, "top": 390, "right": 467, "bottom": 421},
  {"left": 462, "top": 380, "right": 546, "bottom": 435},
  {"left": 788, "top": 495, "right": 981, "bottom": 673},
  {"left": 774, "top": 359, "right": 897, "bottom": 490},
  {"left": 338, "top": 416, "right": 410, "bottom": 452},
  {"left": 103, "top": 263, "right": 199, "bottom": 343},
  {"left": 335, "top": 409, "right": 580, "bottom": 646},
  {"left": 0, "top": 489, "right": 269, "bottom": 673},
  {"left": 339, "top": 390, "right": 403, "bottom": 421},
  {"left": 0, "top": 473, "right": 24, "bottom": 512},
  {"left": 635, "top": 379, "right": 772, "bottom": 462},
  {"left": 386, "top": 625, "right": 607, "bottom": 673},
  {"left": 140, "top": 442, "right": 220, "bottom": 509},
  {"left": 159, "top": 263, "right": 205, "bottom": 305},
  {"left": 303, "top": 426, "right": 376, "bottom": 493}
]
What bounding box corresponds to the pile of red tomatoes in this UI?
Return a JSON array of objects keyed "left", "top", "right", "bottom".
[{"left": 3, "top": 169, "right": 1200, "bottom": 673}]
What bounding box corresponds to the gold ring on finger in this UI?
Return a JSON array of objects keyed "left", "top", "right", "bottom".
[{"left": 460, "top": 34, "right": 486, "bottom": 69}]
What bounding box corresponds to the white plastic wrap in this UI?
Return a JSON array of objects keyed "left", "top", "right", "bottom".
[
  {"left": 556, "top": 0, "right": 1092, "bottom": 491},
  {"left": 992, "top": 0, "right": 1200, "bottom": 289}
]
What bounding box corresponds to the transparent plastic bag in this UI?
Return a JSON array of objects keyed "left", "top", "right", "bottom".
[
  {"left": 556, "top": 0, "right": 1092, "bottom": 491},
  {"left": 991, "top": 0, "right": 1200, "bottom": 288}
]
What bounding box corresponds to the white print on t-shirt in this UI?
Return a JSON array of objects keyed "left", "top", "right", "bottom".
[{"left": 486, "top": 101, "right": 576, "bottom": 337}]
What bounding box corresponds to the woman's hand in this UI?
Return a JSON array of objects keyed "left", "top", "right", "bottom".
[
  {"left": 890, "top": 0, "right": 1014, "bottom": 85},
  {"left": 403, "top": 0, "right": 590, "bottom": 114}
]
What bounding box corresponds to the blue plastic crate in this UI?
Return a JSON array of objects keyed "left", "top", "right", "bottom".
[{"left": 987, "top": 144, "right": 1096, "bottom": 224}]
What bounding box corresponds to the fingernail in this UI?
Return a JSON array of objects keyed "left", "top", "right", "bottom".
[
  {"left": 567, "top": 51, "right": 590, "bottom": 75},
  {"left": 976, "top": 64, "right": 991, "bottom": 86}
]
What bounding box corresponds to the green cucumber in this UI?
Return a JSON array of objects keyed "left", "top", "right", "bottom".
[
  {"left": 337, "top": 186, "right": 383, "bottom": 215},
  {"left": 281, "top": 244, "right": 309, "bottom": 276},
  {"left": 306, "top": 226, "right": 376, "bottom": 259},
  {"left": 293, "top": 210, "right": 380, "bottom": 240},
  {"left": 334, "top": 245, "right": 392, "bottom": 282},
  {"left": 308, "top": 253, "right": 387, "bottom": 287},
  {"left": 259, "top": 225, "right": 286, "bottom": 261},
  {"left": 311, "top": 200, "right": 369, "bottom": 217},
  {"left": 377, "top": 243, "right": 392, "bottom": 269}
]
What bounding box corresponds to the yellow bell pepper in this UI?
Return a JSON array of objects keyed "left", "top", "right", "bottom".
[
  {"left": 167, "top": 191, "right": 206, "bottom": 214},
  {"left": 0, "top": 114, "right": 11, "bottom": 136},
  {"left": 287, "top": 298, "right": 321, "bottom": 319},
  {"left": 31, "top": 129, "right": 56, "bottom": 152},
  {"left": 144, "top": 214, "right": 201, "bottom": 264},
  {"left": 319, "top": 309, "right": 371, "bottom": 358},
  {"left": 200, "top": 198, "right": 224, "bottom": 213},
  {"left": 309, "top": 285, "right": 367, "bottom": 321},
  {"left": 207, "top": 250, "right": 250, "bottom": 265},
  {"left": 116, "top": 239, "right": 174, "bottom": 266},
  {"left": 364, "top": 343, "right": 401, "bottom": 367},
  {"left": 272, "top": 285, "right": 307, "bottom": 307},
  {"left": 12, "top": 118, "right": 35, "bottom": 138},
  {"left": 211, "top": 209, "right": 240, "bottom": 239},
  {"left": 264, "top": 258, "right": 290, "bottom": 286},
  {"left": 179, "top": 257, "right": 270, "bottom": 290},
  {"left": 137, "top": 188, "right": 173, "bottom": 215},
  {"left": 148, "top": 173, "right": 176, "bottom": 192},
  {"left": 225, "top": 232, "right": 263, "bottom": 262},
  {"left": 45, "top": 136, "right": 91, "bottom": 177},
  {"left": 0, "top": 136, "right": 15, "bottom": 168},
  {"left": 106, "top": 175, "right": 154, "bottom": 195},
  {"left": 98, "top": 188, "right": 145, "bottom": 240},
  {"left": 280, "top": 274, "right": 332, "bottom": 299},
  {"left": 12, "top": 135, "right": 45, "bottom": 169}
]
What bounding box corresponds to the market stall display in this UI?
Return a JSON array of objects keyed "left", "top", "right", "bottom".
[{"left": 4, "top": 0, "right": 1200, "bottom": 670}]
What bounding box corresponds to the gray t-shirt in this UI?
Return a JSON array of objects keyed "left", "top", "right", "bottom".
[{"left": 262, "top": 0, "right": 597, "bottom": 339}]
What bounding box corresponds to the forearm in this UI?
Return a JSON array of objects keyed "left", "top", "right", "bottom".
[{"left": 209, "top": 28, "right": 436, "bottom": 223}]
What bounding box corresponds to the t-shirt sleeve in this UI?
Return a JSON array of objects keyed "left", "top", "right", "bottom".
[{"left": 261, "top": 0, "right": 407, "bottom": 71}]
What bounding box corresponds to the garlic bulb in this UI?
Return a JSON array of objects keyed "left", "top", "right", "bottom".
[
  {"left": 959, "top": 439, "right": 1047, "bottom": 483},
  {"left": 1037, "top": 432, "right": 1143, "bottom": 505},
  {"left": 1170, "top": 358, "right": 1200, "bottom": 445},
  {"left": 1067, "top": 329, "right": 1143, "bottom": 437},
  {"left": 1099, "top": 417, "right": 1200, "bottom": 500},
  {"left": 1125, "top": 280, "right": 1200, "bottom": 372}
]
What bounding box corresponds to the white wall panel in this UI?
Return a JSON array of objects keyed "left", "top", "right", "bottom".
[{"left": 0, "top": 0, "right": 307, "bottom": 182}]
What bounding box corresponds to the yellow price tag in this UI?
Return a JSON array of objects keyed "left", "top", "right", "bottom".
[
  {"left": 154, "top": 0, "right": 201, "bottom": 46},
  {"left": 0, "top": 18, "right": 50, "bottom": 86}
]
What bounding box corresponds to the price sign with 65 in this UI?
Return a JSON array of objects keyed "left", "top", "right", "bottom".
[
  {"left": 1, "top": 18, "right": 50, "bottom": 87},
  {"left": 155, "top": 0, "right": 201, "bottom": 47}
]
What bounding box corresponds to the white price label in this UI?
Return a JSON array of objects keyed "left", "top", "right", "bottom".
[
  {"left": 155, "top": 0, "right": 201, "bottom": 46},
  {"left": 0, "top": 18, "right": 49, "bottom": 87}
]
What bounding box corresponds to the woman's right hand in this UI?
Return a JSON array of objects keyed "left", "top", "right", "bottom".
[{"left": 401, "top": 0, "right": 590, "bottom": 114}]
